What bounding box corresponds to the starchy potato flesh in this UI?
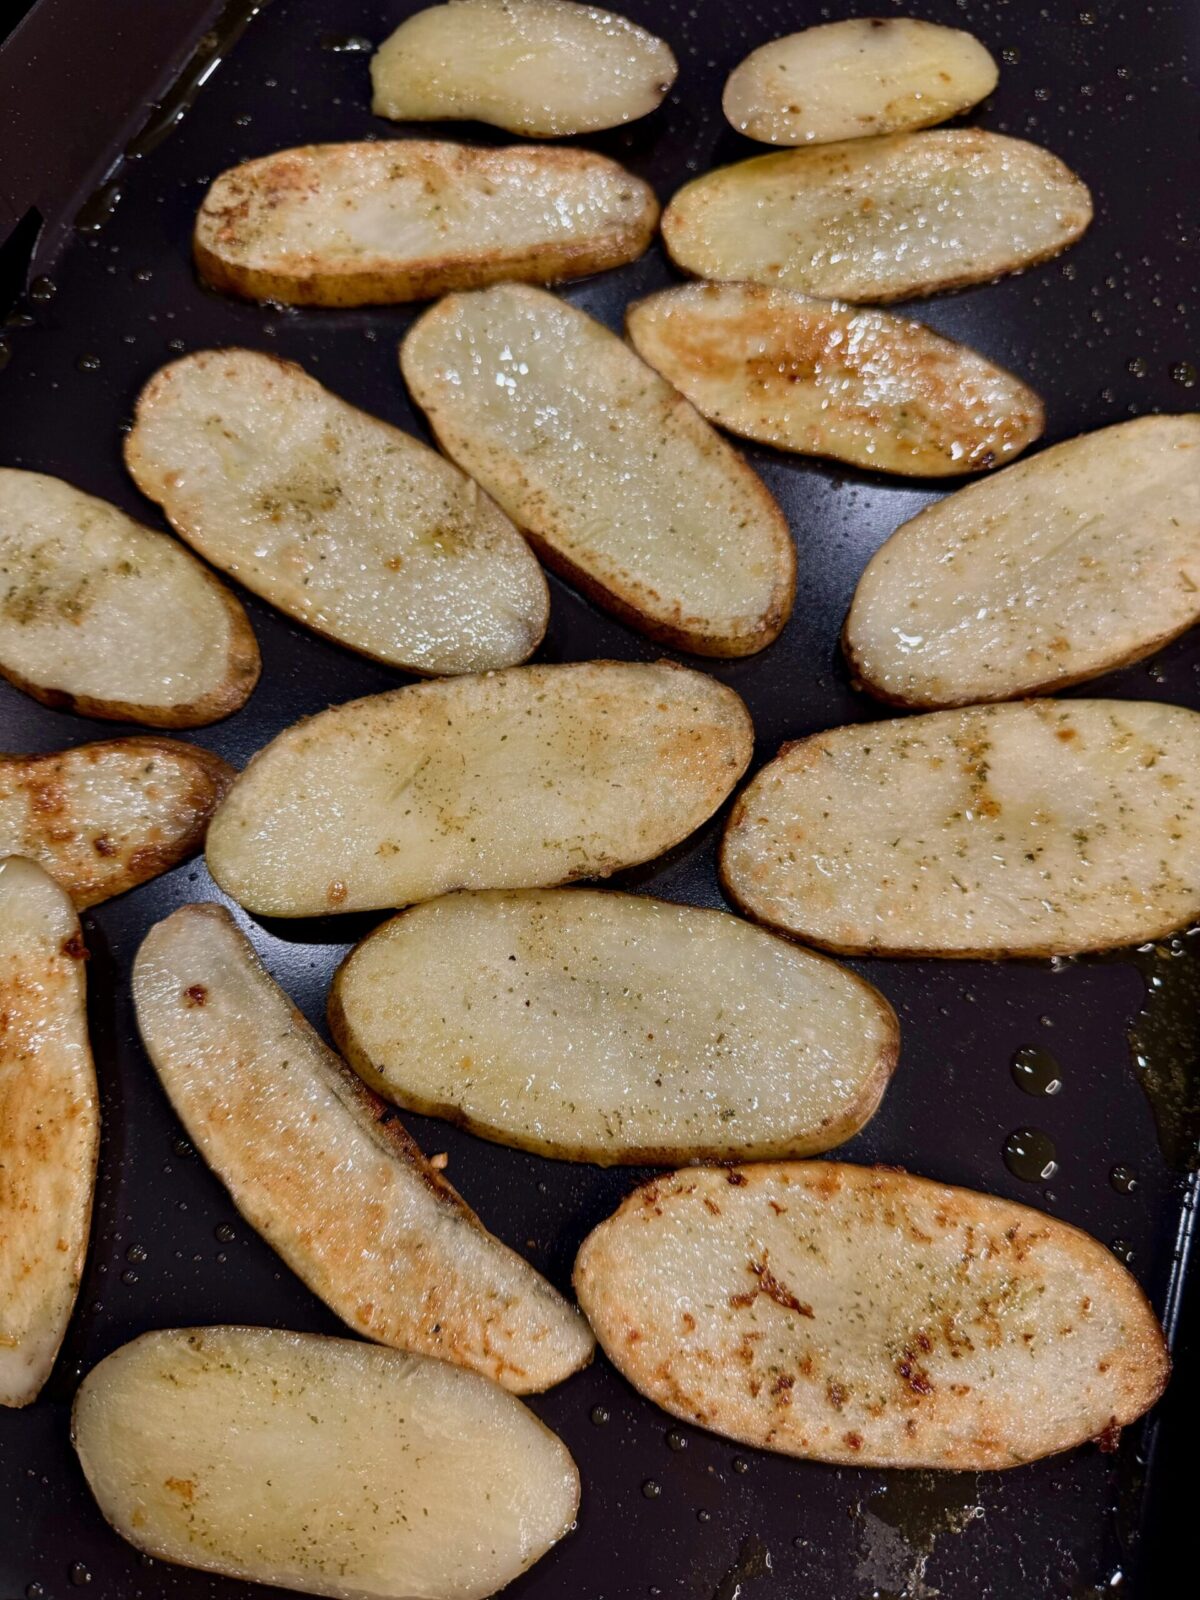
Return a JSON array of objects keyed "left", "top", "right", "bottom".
[
  {"left": 329, "top": 888, "right": 899, "bottom": 1164},
  {"left": 206, "top": 661, "right": 753, "bottom": 917},
  {"left": 73, "top": 1328, "right": 580, "bottom": 1599},
  {"left": 0, "top": 470, "right": 259, "bottom": 724},
  {"left": 573, "top": 1162, "right": 1169, "bottom": 1468},
  {"left": 661, "top": 131, "right": 1093, "bottom": 302},
  {"left": 0, "top": 738, "right": 234, "bottom": 909},
  {"left": 626, "top": 284, "right": 1043, "bottom": 476},
  {"left": 0, "top": 857, "right": 98, "bottom": 1407},
  {"left": 402, "top": 284, "right": 795, "bottom": 654},
  {"left": 194, "top": 140, "right": 658, "bottom": 305},
  {"left": 723, "top": 19, "right": 999, "bottom": 146},
  {"left": 132, "top": 905, "right": 594, "bottom": 1392},
  {"left": 371, "top": 0, "right": 677, "bottom": 136},
  {"left": 846, "top": 416, "right": 1200, "bottom": 703},
  {"left": 124, "top": 350, "right": 548, "bottom": 675},
  {"left": 721, "top": 699, "right": 1200, "bottom": 957}
]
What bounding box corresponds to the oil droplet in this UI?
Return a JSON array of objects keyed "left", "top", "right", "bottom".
[
  {"left": 126, "top": 1243, "right": 147, "bottom": 1263},
  {"left": 29, "top": 276, "right": 57, "bottom": 302},
  {"left": 172, "top": 1135, "right": 195, "bottom": 1158},
  {"left": 590, "top": 1404, "right": 609, "bottom": 1425},
  {"left": 698, "top": 1508, "right": 712, "bottom": 1523},
  {"left": 1110, "top": 1165, "right": 1138, "bottom": 1195},
  {"left": 234, "top": 112, "right": 252, "bottom": 126},
  {"left": 712, "top": 1536, "right": 772, "bottom": 1600},
  {"left": 27, "top": 1585, "right": 45, "bottom": 1599},
  {"left": 75, "top": 181, "right": 122, "bottom": 233},
  {"left": 642, "top": 1479, "right": 662, "bottom": 1499},
  {"left": 133, "top": 266, "right": 154, "bottom": 282},
  {"left": 1002, "top": 47, "right": 1020, "bottom": 64},
  {"left": 732, "top": 1456, "right": 749, "bottom": 1474},
  {"left": 1002, "top": 1127, "right": 1058, "bottom": 1182},
  {"left": 1011, "top": 1046, "right": 1063, "bottom": 1097},
  {"left": 69, "top": 1565, "right": 92, "bottom": 1586},
  {"left": 0, "top": 338, "right": 11, "bottom": 371},
  {"left": 1170, "top": 362, "right": 1196, "bottom": 388},
  {"left": 120, "top": 1268, "right": 138, "bottom": 1285},
  {"left": 76, "top": 354, "right": 101, "bottom": 372},
  {"left": 666, "top": 1429, "right": 688, "bottom": 1451},
  {"left": 215, "top": 1222, "right": 235, "bottom": 1243},
  {"left": 1126, "top": 356, "right": 1148, "bottom": 377},
  {"left": 320, "top": 32, "right": 372, "bottom": 52},
  {"left": 1110, "top": 1238, "right": 1135, "bottom": 1263}
]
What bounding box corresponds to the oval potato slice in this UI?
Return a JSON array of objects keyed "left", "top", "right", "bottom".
[
  {"left": 723, "top": 19, "right": 998, "bottom": 146},
  {"left": 0, "top": 470, "right": 258, "bottom": 725},
  {"left": 73, "top": 1328, "right": 580, "bottom": 1600},
  {"left": 626, "top": 283, "right": 1043, "bottom": 477},
  {"left": 207, "top": 661, "right": 753, "bottom": 917},
  {"left": 0, "top": 738, "right": 234, "bottom": 909},
  {"left": 125, "top": 350, "right": 548, "bottom": 676},
  {"left": 195, "top": 140, "right": 658, "bottom": 306},
  {"left": 133, "top": 905, "right": 594, "bottom": 1392},
  {"left": 661, "top": 130, "right": 1093, "bottom": 303},
  {"left": 402, "top": 284, "right": 795, "bottom": 655},
  {"left": 329, "top": 888, "right": 899, "bottom": 1165},
  {"left": 371, "top": 0, "right": 677, "bottom": 136},
  {"left": 0, "top": 858, "right": 98, "bottom": 1407},
  {"left": 573, "top": 1162, "right": 1169, "bottom": 1468},
  {"left": 721, "top": 699, "right": 1200, "bottom": 958},
  {"left": 846, "top": 415, "right": 1200, "bottom": 704}
]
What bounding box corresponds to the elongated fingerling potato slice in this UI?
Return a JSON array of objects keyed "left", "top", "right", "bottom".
[
  {"left": 575, "top": 1163, "right": 1169, "bottom": 1468},
  {"left": 661, "top": 131, "right": 1092, "bottom": 302},
  {"left": 133, "top": 906, "right": 593, "bottom": 1391},
  {"left": 0, "top": 858, "right": 98, "bottom": 1407},
  {"left": 0, "top": 470, "right": 258, "bottom": 725},
  {"left": 626, "top": 284, "right": 1043, "bottom": 477},
  {"left": 73, "top": 1328, "right": 580, "bottom": 1599},
  {"left": 721, "top": 699, "right": 1200, "bottom": 958},
  {"left": 195, "top": 140, "right": 658, "bottom": 306},
  {"left": 0, "top": 738, "right": 234, "bottom": 910},
  {"left": 846, "top": 415, "right": 1200, "bottom": 704},
  {"left": 402, "top": 285, "right": 795, "bottom": 655},
  {"left": 207, "top": 661, "right": 753, "bottom": 917},
  {"left": 331, "top": 888, "right": 898, "bottom": 1165},
  {"left": 125, "top": 350, "right": 548, "bottom": 676},
  {"left": 723, "top": 19, "right": 998, "bottom": 146},
  {"left": 372, "top": 0, "right": 677, "bottom": 136}
]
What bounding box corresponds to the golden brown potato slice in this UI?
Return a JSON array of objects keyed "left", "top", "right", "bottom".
[
  {"left": 574, "top": 1162, "right": 1169, "bottom": 1468},
  {"left": 206, "top": 661, "right": 753, "bottom": 918},
  {"left": 721, "top": 699, "right": 1200, "bottom": 958},
  {"left": 402, "top": 284, "right": 795, "bottom": 655},
  {"left": 133, "top": 906, "right": 594, "bottom": 1392},
  {"left": 124, "top": 350, "right": 548, "bottom": 676},
  {"left": 846, "top": 415, "right": 1200, "bottom": 704},
  {"left": 661, "top": 130, "right": 1092, "bottom": 302},
  {"left": 74, "top": 1328, "right": 580, "bottom": 1599},
  {"left": 195, "top": 140, "right": 658, "bottom": 306},
  {"left": 0, "top": 857, "right": 98, "bottom": 1407},
  {"left": 626, "top": 283, "right": 1043, "bottom": 476},
  {"left": 0, "top": 738, "right": 234, "bottom": 910},
  {"left": 371, "top": 0, "right": 677, "bottom": 136}
]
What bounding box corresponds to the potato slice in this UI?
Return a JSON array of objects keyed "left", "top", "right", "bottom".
[
  {"left": 125, "top": 350, "right": 548, "bottom": 676},
  {"left": 0, "top": 470, "right": 258, "bottom": 725},
  {"left": 574, "top": 1162, "right": 1169, "bottom": 1468},
  {"left": 721, "top": 699, "right": 1200, "bottom": 958},
  {"left": 330, "top": 888, "right": 898, "bottom": 1165},
  {"left": 846, "top": 416, "right": 1200, "bottom": 704},
  {"left": 402, "top": 284, "right": 795, "bottom": 654},
  {"left": 661, "top": 131, "right": 1093, "bottom": 302},
  {"left": 626, "top": 283, "right": 1043, "bottom": 477},
  {"left": 371, "top": 0, "right": 677, "bottom": 136},
  {"left": 0, "top": 857, "right": 98, "bottom": 1407},
  {"left": 0, "top": 738, "right": 234, "bottom": 910},
  {"left": 73, "top": 1328, "right": 580, "bottom": 1599},
  {"left": 195, "top": 140, "right": 658, "bottom": 306},
  {"left": 723, "top": 19, "right": 998, "bottom": 146},
  {"left": 133, "top": 905, "right": 594, "bottom": 1392},
  {"left": 206, "top": 661, "right": 753, "bottom": 917}
]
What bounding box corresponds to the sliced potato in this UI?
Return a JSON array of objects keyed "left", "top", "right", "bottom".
[
  {"left": 0, "top": 738, "right": 234, "bottom": 910},
  {"left": 661, "top": 131, "right": 1093, "bottom": 302},
  {"left": 206, "top": 661, "right": 753, "bottom": 917},
  {"left": 846, "top": 415, "right": 1200, "bottom": 704},
  {"left": 329, "top": 888, "right": 899, "bottom": 1165},
  {"left": 721, "top": 699, "right": 1200, "bottom": 958},
  {"left": 0, "top": 857, "right": 98, "bottom": 1407},
  {"left": 626, "top": 283, "right": 1043, "bottom": 477},
  {"left": 402, "top": 284, "right": 795, "bottom": 655},
  {"left": 574, "top": 1162, "right": 1169, "bottom": 1468},
  {"left": 133, "top": 905, "right": 594, "bottom": 1391},
  {"left": 371, "top": 0, "right": 677, "bottom": 136},
  {"left": 195, "top": 140, "right": 658, "bottom": 306},
  {"left": 0, "top": 470, "right": 258, "bottom": 725},
  {"left": 125, "top": 350, "right": 548, "bottom": 676},
  {"left": 73, "top": 1328, "right": 580, "bottom": 1599},
  {"left": 723, "top": 19, "right": 998, "bottom": 147}
]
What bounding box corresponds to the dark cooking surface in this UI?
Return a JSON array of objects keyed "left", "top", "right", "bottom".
[{"left": 0, "top": 1, "right": 1196, "bottom": 1596}]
